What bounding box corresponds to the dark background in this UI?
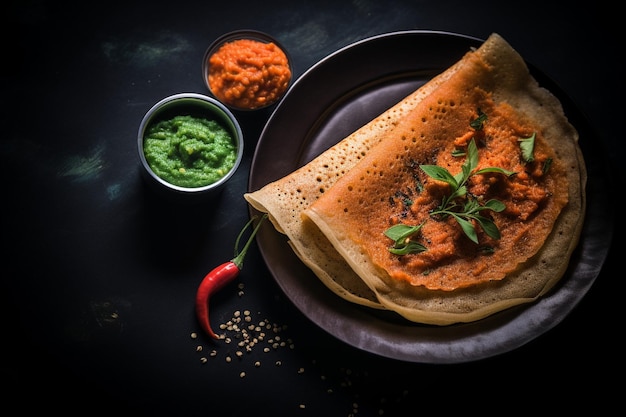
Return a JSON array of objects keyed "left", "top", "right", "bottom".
[{"left": 5, "top": 1, "right": 620, "bottom": 414}]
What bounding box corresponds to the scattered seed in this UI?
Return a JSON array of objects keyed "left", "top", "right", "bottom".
[
  {"left": 239, "top": 371, "right": 246, "bottom": 378},
  {"left": 196, "top": 345, "right": 203, "bottom": 352},
  {"left": 200, "top": 357, "right": 207, "bottom": 364},
  {"left": 190, "top": 332, "right": 198, "bottom": 339}
]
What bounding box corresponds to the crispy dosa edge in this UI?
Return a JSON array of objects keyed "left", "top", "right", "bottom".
[
  {"left": 244, "top": 47, "right": 473, "bottom": 309},
  {"left": 303, "top": 33, "right": 586, "bottom": 325}
]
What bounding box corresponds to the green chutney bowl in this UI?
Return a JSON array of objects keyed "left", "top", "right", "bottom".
[{"left": 137, "top": 93, "right": 244, "bottom": 200}]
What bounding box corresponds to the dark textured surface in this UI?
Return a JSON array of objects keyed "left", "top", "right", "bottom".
[{"left": 5, "top": 1, "right": 620, "bottom": 414}]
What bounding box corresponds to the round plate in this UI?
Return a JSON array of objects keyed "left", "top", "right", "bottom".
[{"left": 247, "top": 30, "right": 613, "bottom": 363}]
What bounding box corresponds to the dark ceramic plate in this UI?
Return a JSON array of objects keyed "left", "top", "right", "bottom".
[{"left": 247, "top": 30, "right": 613, "bottom": 364}]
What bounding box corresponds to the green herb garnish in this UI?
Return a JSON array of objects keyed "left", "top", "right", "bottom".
[
  {"left": 542, "top": 157, "right": 553, "bottom": 175},
  {"left": 420, "top": 138, "right": 514, "bottom": 244},
  {"left": 451, "top": 148, "right": 466, "bottom": 157},
  {"left": 384, "top": 223, "right": 427, "bottom": 255},
  {"left": 469, "top": 109, "right": 488, "bottom": 130},
  {"left": 518, "top": 132, "right": 536, "bottom": 163},
  {"left": 384, "top": 111, "right": 519, "bottom": 253}
]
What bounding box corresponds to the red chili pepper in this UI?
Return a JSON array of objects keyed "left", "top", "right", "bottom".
[{"left": 195, "top": 213, "right": 267, "bottom": 339}]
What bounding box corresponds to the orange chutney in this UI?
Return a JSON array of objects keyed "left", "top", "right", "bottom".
[{"left": 207, "top": 39, "right": 291, "bottom": 110}]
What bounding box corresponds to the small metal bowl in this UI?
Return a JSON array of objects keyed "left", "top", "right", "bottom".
[
  {"left": 202, "top": 30, "right": 293, "bottom": 111},
  {"left": 137, "top": 93, "right": 244, "bottom": 200}
]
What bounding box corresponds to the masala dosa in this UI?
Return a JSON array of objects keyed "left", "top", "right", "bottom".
[
  {"left": 246, "top": 33, "right": 586, "bottom": 325},
  {"left": 245, "top": 45, "right": 470, "bottom": 308}
]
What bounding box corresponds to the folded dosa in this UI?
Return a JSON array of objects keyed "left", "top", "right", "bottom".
[
  {"left": 245, "top": 43, "right": 469, "bottom": 308},
  {"left": 246, "top": 33, "right": 586, "bottom": 325}
]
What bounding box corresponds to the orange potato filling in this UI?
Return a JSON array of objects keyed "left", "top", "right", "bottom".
[{"left": 312, "top": 85, "right": 569, "bottom": 291}]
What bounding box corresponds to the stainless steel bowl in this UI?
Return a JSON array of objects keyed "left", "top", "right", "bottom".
[{"left": 137, "top": 93, "right": 244, "bottom": 200}]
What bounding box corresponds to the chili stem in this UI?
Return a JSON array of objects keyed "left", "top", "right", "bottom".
[{"left": 232, "top": 213, "right": 268, "bottom": 269}]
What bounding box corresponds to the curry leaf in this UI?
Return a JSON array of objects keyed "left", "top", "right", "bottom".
[
  {"left": 388, "top": 240, "right": 427, "bottom": 255},
  {"left": 464, "top": 138, "right": 479, "bottom": 176},
  {"left": 384, "top": 223, "right": 427, "bottom": 255},
  {"left": 542, "top": 157, "right": 553, "bottom": 175},
  {"left": 482, "top": 199, "right": 506, "bottom": 212},
  {"left": 474, "top": 215, "right": 501, "bottom": 240},
  {"left": 518, "top": 133, "right": 536, "bottom": 163},
  {"left": 384, "top": 223, "right": 422, "bottom": 246},
  {"left": 469, "top": 109, "right": 488, "bottom": 130},
  {"left": 451, "top": 214, "right": 479, "bottom": 244},
  {"left": 419, "top": 165, "right": 458, "bottom": 188},
  {"left": 475, "top": 167, "right": 516, "bottom": 177}
]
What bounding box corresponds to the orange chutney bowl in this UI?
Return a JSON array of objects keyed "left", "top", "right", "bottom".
[{"left": 203, "top": 30, "right": 293, "bottom": 111}]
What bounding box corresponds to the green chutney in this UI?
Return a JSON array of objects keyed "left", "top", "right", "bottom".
[{"left": 143, "top": 115, "right": 237, "bottom": 188}]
